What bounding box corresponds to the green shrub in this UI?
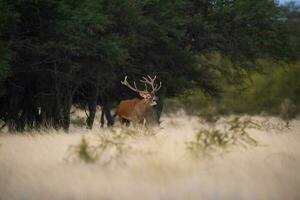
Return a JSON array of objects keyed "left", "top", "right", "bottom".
[
  {"left": 186, "top": 117, "right": 258, "bottom": 157},
  {"left": 222, "top": 61, "right": 300, "bottom": 116},
  {"left": 167, "top": 60, "right": 300, "bottom": 118},
  {"left": 164, "top": 89, "right": 212, "bottom": 115}
]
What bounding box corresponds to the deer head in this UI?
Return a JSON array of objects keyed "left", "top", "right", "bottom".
[{"left": 121, "top": 75, "right": 162, "bottom": 106}]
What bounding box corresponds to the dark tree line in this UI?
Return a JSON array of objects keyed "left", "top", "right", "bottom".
[{"left": 0, "top": 0, "right": 298, "bottom": 132}]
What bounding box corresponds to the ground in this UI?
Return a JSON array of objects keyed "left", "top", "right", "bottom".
[{"left": 0, "top": 112, "right": 300, "bottom": 200}]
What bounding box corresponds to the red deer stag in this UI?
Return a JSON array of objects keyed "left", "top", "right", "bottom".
[{"left": 116, "top": 75, "right": 162, "bottom": 125}]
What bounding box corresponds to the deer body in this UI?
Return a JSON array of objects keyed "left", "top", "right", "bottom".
[
  {"left": 117, "top": 98, "right": 153, "bottom": 123},
  {"left": 116, "top": 75, "right": 161, "bottom": 125}
]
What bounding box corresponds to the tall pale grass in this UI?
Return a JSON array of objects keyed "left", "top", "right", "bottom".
[{"left": 1, "top": 111, "right": 300, "bottom": 200}]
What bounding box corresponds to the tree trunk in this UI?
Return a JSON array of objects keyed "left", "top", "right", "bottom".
[{"left": 86, "top": 85, "right": 99, "bottom": 129}]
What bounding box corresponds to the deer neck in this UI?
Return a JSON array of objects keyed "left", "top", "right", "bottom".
[{"left": 136, "top": 99, "right": 152, "bottom": 113}]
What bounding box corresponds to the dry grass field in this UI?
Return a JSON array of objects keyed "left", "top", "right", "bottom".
[{"left": 1, "top": 111, "right": 300, "bottom": 200}]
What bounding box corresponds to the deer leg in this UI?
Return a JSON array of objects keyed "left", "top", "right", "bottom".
[
  {"left": 125, "top": 120, "right": 130, "bottom": 126},
  {"left": 142, "top": 118, "right": 146, "bottom": 127},
  {"left": 123, "top": 119, "right": 130, "bottom": 126},
  {"left": 120, "top": 118, "right": 130, "bottom": 126}
]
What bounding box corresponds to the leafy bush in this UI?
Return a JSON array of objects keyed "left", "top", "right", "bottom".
[
  {"left": 171, "top": 60, "right": 300, "bottom": 119},
  {"left": 67, "top": 137, "right": 98, "bottom": 163},
  {"left": 66, "top": 126, "right": 156, "bottom": 164},
  {"left": 222, "top": 61, "right": 300, "bottom": 116},
  {"left": 186, "top": 117, "right": 258, "bottom": 157}
]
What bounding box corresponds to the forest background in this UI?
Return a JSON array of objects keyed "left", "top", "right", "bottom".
[{"left": 0, "top": 0, "right": 299, "bottom": 131}]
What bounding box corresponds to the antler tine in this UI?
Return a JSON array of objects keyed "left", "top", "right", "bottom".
[
  {"left": 121, "top": 76, "right": 144, "bottom": 93},
  {"left": 122, "top": 75, "right": 161, "bottom": 94},
  {"left": 153, "top": 81, "right": 162, "bottom": 92},
  {"left": 140, "top": 75, "right": 155, "bottom": 83},
  {"left": 140, "top": 76, "right": 153, "bottom": 90},
  {"left": 139, "top": 75, "right": 161, "bottom": 93},
  {"left": 146, "top": 75, "right": 156, "bottom": 81},
  {"left": 133, "top": 82, "right": 139, "bottom": 91},
  {"left": 140, "top": 76, "right": 148, "bottom": 83},
  {"left": 120, "top": 75, "right": 128, "bottom": 85}
]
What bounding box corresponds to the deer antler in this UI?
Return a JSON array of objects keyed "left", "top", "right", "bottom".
[
  {"left": 121, "top": 76, "right": 146, "bottom": 93},
  {"left": 140, "top": 75, "right": 162, "bottom": 93}
]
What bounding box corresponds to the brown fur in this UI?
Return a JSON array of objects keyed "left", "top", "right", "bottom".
[{"left": 116, "top": 98, "right": 153, "bottom": 124}]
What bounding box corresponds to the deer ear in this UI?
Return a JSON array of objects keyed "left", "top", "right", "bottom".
[{"left": 139, "top": 92, "right": 148, "bottom": 98}]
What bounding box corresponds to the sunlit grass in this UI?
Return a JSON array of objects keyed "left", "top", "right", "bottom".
[{"left": 1, "top": 112, "right": 300, "bottom": 200}]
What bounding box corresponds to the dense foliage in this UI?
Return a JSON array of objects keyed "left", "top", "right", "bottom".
[
  {"left": 0, "top": 0, "right": 299, "bottom": 131},
  {"left": 169, "top": 60, "right": 300, "bottom": 119}
]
